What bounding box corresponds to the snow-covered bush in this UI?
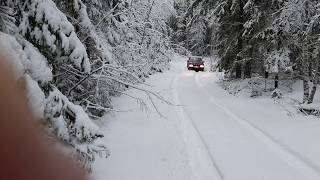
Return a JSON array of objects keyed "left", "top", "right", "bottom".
[
  {"left": 221, "top": 75, "right": 295, "bottom": 98},
  {"left": 271, "top": 88, "right": 283, "bottom": 99}
]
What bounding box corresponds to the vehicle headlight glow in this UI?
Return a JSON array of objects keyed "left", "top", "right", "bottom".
[
  {"left": 188, "top": 64, "right": 194, "bottom": 67},
  {"left": 200, "top": 65, "right": 204, "bottom": 68}
]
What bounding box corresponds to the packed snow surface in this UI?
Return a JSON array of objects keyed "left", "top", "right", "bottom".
[{"left": 94, "top": 55, "right": 320, "bottom": 180}]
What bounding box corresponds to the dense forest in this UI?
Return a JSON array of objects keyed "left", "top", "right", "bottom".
[
  {"left": 1, "top": 0, "right": 320, "bottom": 172},
  {"left": 171, "top": 0, "right": 320, "bottom": 103}
]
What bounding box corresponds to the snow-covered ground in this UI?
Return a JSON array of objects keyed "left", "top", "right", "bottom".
[{"left": 93, "top": 55, "right": 320, "bottom": 180}]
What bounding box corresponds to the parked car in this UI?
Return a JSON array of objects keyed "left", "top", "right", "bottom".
[{"left": 187, "top": 56, "right": 204, "bottom": 71}]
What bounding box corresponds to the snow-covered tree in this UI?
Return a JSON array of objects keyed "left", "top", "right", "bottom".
[
  {"left": 110, "top": 0, "right": 174, "bottom": 79},
  {"left": 169, "top": 0, "right": 212, "bottom": 55},
  {"left": 0, "top": 0, "right": 109, "bottom": 170},
  {"left": 0, "top": 0, "right": 176, "bottom": 170},
  {"left": 19, "top": 0, "right": 91, "bottom": 73},
  {"left": 269, "top": 0, "right": 319, "bottom": 103}
]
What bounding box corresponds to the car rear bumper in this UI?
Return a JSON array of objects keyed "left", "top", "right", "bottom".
[{"left": 188, "top": 66, "right": 204, "bottom": 71}]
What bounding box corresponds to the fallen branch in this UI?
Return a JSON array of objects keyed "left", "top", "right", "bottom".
[{"left": 67, "top": 67, "right": 103, "bottom": 96}]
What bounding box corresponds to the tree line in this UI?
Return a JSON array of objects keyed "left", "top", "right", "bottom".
[{"left": 170, "top": 0, "right": 320, "bottom": 104}]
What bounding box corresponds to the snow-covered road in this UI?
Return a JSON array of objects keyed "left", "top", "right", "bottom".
[
  {"left": 94, "top": 56, "right": 320, "bottom": 180},
  {"left": 175, "top": 71, "right": 320, "bottom": 180}
]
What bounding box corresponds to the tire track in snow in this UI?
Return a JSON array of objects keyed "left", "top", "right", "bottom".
[
  {"left": 195, "top": 73, "right": 320, "bottom": 180},
  {"left": 171, "top": 73, "right": 223, "bottom": 180}
]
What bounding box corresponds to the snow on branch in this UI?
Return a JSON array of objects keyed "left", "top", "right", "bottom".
[{"left": 19, "top": 0, "right": 91, "bottom": 73}]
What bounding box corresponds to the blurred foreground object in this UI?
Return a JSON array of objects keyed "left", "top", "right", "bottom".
[
  {"left": 0, "top": 59, "right": 89, "bottom": 180},
  {"left": 0, "top": 30, "right": 108, "bottom": 171}
]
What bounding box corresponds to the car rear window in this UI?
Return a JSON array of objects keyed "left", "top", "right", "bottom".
[{"left": 189, "top": 57, "right": 203, "bottom": 63}]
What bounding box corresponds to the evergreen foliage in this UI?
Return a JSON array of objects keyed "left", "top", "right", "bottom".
[{"left": 0, "top": 0, "right": 174, "bottom": 170}]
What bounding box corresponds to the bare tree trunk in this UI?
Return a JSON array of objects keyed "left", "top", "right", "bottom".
[
  {"left": 301, "top": 44, "right": 311, "bottom": 104},
  {"left": 308, "top": 83, "right": 317, "bottom": 104},
  {"left": 235, "top": 0, "right": 244, "bottom": 79},
  {"left": 235, "top": 61, "right": 242, "bottom": 78},
  {"left": 303, "top": 79, "right": 310, "bottom": 103},
  {"left": 275, "top": 73, "right": 279, "bottom": 89},
  {"left": 244, "top": 59, "right": 251, "bottom": 78},
  {"left": 186, "top": 26, "right": 189, "bottom": 50},
  {"left": 308, "top": 68, "right": 318, "bottom": 104}
]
